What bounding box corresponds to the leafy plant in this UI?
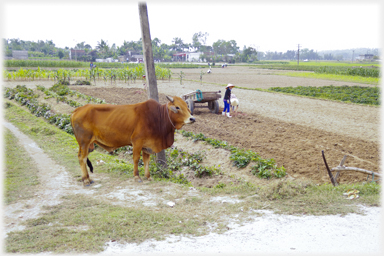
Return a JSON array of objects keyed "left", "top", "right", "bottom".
[{"left": 178, "top": 130, "right": 286, "bottom": 179}]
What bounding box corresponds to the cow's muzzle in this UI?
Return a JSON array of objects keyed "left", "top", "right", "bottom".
[{"left": 189, "top": 116, "right": 196, "bottom": 123}]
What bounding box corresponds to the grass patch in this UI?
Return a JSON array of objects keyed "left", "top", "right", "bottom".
[
  {"left": 3, "top": 129, "right": 40, "bottom": 204},
  {"left": 269, "top": 85, "right": 380, "bottom": 105},
  {"left": 279, "top": 71, "right": 380, "bottom": 85},
  {"left": 5, "top": 194, "right": 208, "bottom": 253}
]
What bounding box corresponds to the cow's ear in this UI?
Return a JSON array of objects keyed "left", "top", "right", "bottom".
[
  {"left": 170, "top": 106, "right": 178, "bottom": 113},
  {"left": 166, "top": 95, "right": 174, "bottom": 103}
]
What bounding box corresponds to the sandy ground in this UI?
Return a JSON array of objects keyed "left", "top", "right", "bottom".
[{"left": 100, "top": 207, "right": 382, "bottom": 255}]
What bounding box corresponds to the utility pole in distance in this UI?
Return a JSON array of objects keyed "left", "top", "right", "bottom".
[
  {"left": 297, "top": 44, "right": 301, "bottom": 65},
  {"left": 138, "top": 2, "right": 166, "bottom": 166},
  {"left": 352, "top": 50, "right": 355, "bottom": 62}
]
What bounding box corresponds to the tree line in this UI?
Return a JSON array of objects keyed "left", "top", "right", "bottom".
[
  {"left": 258, "top": 48, "right": 380, "bottom": 61},
  {"left": 3, "top": 36, "right": 379, "bottom": 63},
  {"left": 2, "top": 32, "right": 257, "bottom": 63}
]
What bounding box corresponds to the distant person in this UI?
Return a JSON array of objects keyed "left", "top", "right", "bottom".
[
  {"left": 90, "top": 62, "right": 94, "bottom": 69},
  {"left": 222, "top": 83, "right": 235, "bottom": 118}
]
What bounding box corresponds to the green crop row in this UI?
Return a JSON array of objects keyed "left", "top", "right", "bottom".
[
  {"left": 4, "top": 59, "right": 206, "bottom": 69},
  {"left": 4, "top": 60, "right": 85, "bottom": 68},
  {"left": 269, "top": 85, "right": 380, "bottom": 105},
  {"left": 255, "top": 64, "right": 380, "bottom": 77},
  {"left": 179, "top": 130, "right": 286, "bottom": 179},
  {"left": 3, "top": 65, "right": 172, "bottom": 83},
  {"left": 315, "top": 66, "right": 380, "bottom": 77},
  {"left": 4, "top": 85, "right": 74, "bottom": 134}
]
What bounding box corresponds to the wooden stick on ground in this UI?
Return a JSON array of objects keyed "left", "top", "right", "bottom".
[{"left": 322, "top": 150, "right": 338, "bottom": 186}]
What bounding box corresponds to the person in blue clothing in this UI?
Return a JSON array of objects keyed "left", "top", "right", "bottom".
[{"left": 222, "top": 83, "right": 235, "bottom": 117}]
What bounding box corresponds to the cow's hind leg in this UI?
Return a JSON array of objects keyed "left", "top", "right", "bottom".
[
  {"left": 142, "top": 152, "right": 151, "bottom": 181},
  {"left": 78, "top": 144, "right": 94, "bottom": 186}
]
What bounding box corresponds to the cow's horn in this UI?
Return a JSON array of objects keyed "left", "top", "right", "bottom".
[{"left": 166, "top": 95, "right": 174, "bottom": 103}]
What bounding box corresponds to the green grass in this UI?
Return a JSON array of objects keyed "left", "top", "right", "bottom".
[
  {"left": 3, "top": 128, "right": 40, "bottom": 204},
  {"left": 250, "top": 61, "right": 380, "bottom": 78},
  {"left": 6, "top": 194, "right": 205, "bottom": 253},
  {"left": 279, "top": 71, "right": 380, "bottom": 85},
  {"left": 285, "top": 61, "right": 380, "bottom": 67},
  {"left": 269, "top": 85, "right": 380, "bottom": 105}
]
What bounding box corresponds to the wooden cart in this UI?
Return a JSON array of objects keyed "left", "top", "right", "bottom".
[{"left": 182, "top": 90, "right": 221, "bottom": 114}]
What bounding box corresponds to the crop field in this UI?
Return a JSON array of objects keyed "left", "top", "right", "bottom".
[
  {"left": 3, "top": 64, "right": 381, "bottom": 253},
  {"left": 269, "top": 85, "right": 380, "bottom": 105}
]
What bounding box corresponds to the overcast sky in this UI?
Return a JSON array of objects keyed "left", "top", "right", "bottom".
[{"left": 1, "top": 0, "right": 382, "bottom": 53}]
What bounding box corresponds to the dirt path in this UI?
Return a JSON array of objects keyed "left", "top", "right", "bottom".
[
  {"left": 3, "top": 122, "right": 98, "bottom": 235},
  {"left": 100, "top": 207, "right": 381, "bottom": 254}
]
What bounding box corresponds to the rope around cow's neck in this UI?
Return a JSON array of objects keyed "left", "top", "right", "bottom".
[{"left": 166, "top": 103, "right": 176, "bottom": 129}]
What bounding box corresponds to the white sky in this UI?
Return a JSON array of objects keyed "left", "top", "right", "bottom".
[{"left": 1, "top": 0, "right": 382, "bottom": 53}]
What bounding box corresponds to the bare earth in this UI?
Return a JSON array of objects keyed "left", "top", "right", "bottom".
[{"left": 3, "top": 66, "right": 382, "bottom": 254}]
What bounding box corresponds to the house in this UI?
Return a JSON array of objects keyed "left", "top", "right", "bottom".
[
  {"left": 12, "top": 50, "right": 28, "bottom": 60},
  {"left": 357, "top": 54, "right": 375, "bottom": 60},
  {"left": 69, "top": 49, "right": 85, "bottom": 60},
  {"left": 130, "top": 55, "right": 144, "bottom": 63},
  {"left": 172, "top": 52, "right": 204, "bottom": 62}
]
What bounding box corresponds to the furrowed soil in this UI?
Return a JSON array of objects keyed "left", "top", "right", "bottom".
[{"left": 4, "top": 66, "right": 380, "bottom": 185}]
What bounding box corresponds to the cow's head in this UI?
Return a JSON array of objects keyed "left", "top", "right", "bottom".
[{"left": 166, "top": 95, "right": 195, "bottom": 129}]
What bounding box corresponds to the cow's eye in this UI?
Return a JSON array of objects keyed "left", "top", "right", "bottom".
[{"left": 176, "top": 106, "right": 180, "bottom": 110}]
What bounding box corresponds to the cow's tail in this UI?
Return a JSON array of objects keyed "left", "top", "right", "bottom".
[{"left": 87, "top": 158, "right": 93, "bottom": 173}]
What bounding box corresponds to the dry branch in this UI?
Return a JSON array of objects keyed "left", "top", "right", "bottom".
[
  {"left": 322, "top": 152, "right": 381, "bottom": 186},
  {"left": 331, "top": 166, "right": 381, "bottom": 177}
]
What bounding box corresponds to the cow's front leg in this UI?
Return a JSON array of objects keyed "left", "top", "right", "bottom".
[
  {"left": 142, "top": 152, "right": 151, "bottom": 181},
  {"left": 132, "top": 146, "right": 143, "bottom": 182}
]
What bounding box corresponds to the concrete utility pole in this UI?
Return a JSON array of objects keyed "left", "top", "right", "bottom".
[
  {"left": 297, "top": 44, "right": 301, "bottom": 65},
  {"left": 138, "top": 2, "right": 166, "bottom": 165},
  {"left": 352, "top": 50, "right": 355, "bottom": 62}
]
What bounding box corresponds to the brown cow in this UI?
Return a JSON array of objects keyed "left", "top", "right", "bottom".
[{"left": 70, "top": 95, "right": 195, "bottom": 185}]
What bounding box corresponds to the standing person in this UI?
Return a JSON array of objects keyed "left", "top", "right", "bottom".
[
  {"left": 90, "top": 62, "right": 94, "bottom": 69},
  {"left": 222, "top": 83, "right": 235, "bottom": 118}
]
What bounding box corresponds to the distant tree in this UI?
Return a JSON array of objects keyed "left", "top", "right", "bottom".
[
  {"left": 212, "top": 39, "right": 239, "bottom": 55},
  {"left": 323, "top": 53, "right": 334, "bottom": 60},
  {"left": 96, "top": 39, "right": 111, "bottom": 58},
  {"left": 58, "top": 50, "right": 64, "bottom": 59},
  {"left": 241, "top": 46, "right": 257, "bottom": 62},
  {"left": 192, "top": 31, "right": 209, "bottom": 51},
  {"left": 76, "top": 41, "right": 86, "bottom": 50},
  {"left": 171, "top": 37, "right": 189, "bottom": 52},
  {"left": 152, "top": 37, "right": 161, "bottom": 48}
]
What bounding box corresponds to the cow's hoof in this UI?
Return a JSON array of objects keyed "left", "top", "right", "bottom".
[
  {"left": 134, "top": 176, "right": 143, "bottom": 183},
  {"left": 144, "top": 177, "right": 152, "bottom": 181},
  {"left": 83, "top": 179, "right": 94, "bottom": 187}
]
